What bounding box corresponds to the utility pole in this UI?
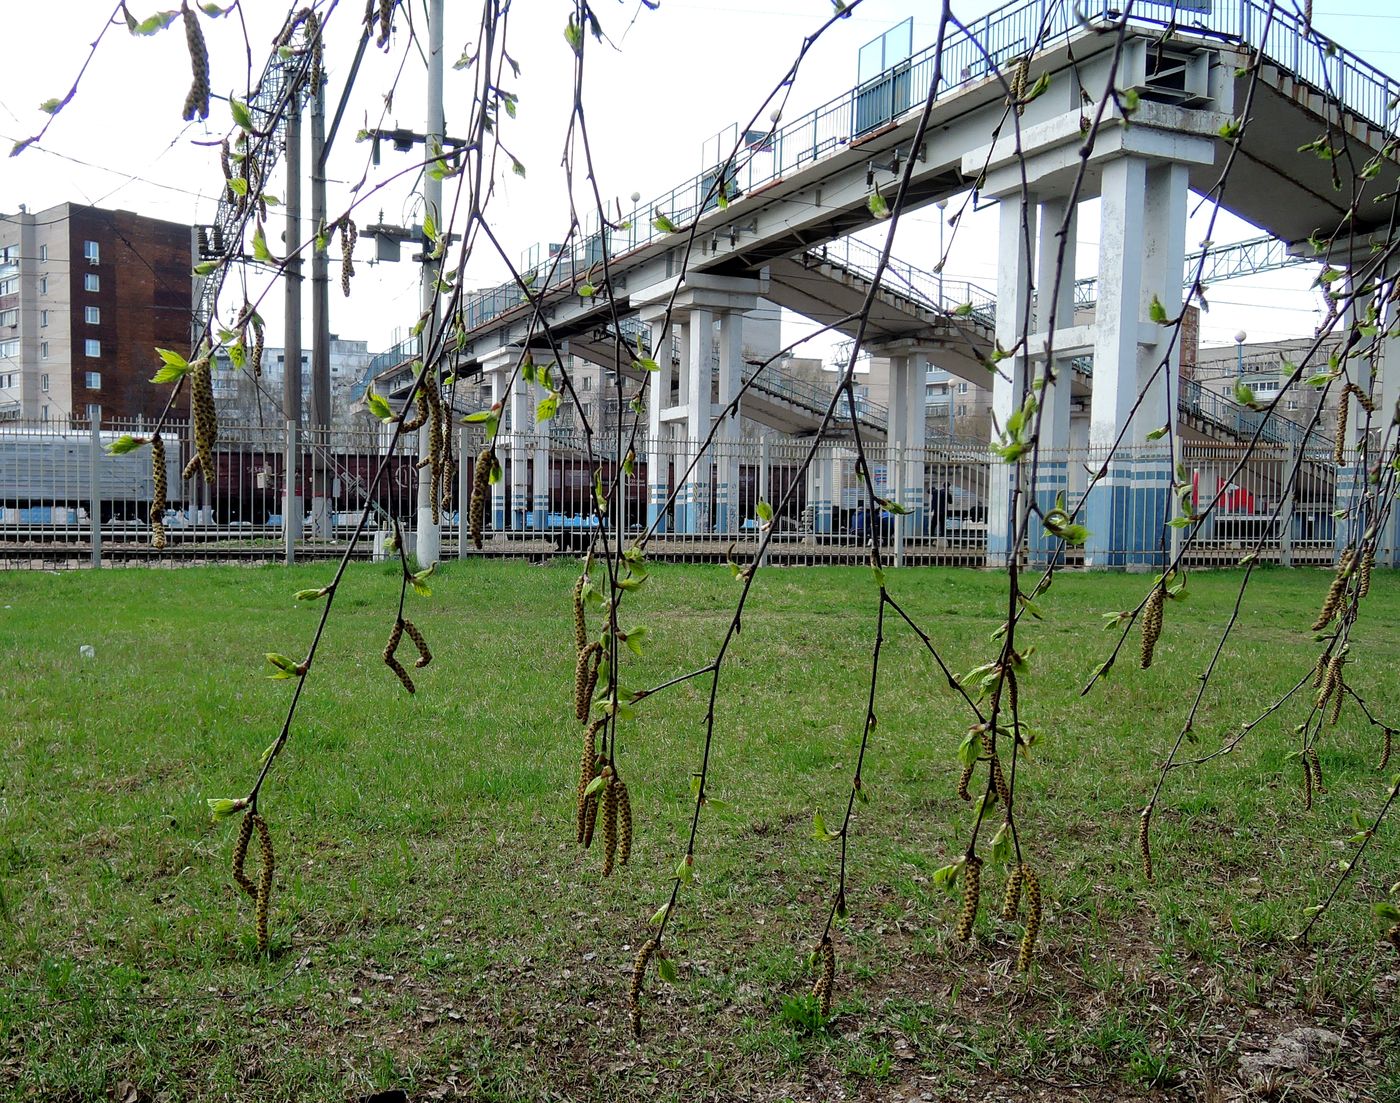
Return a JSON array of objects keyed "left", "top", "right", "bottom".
[
  {"left": 284, "top": 91, "right": 304, "bottom": 552},
  {"left": 310, "top": 69, "right": 332, "bottom": 540},
  {"left": 415, "top": 0, "right": 445, "bottom": 567}
]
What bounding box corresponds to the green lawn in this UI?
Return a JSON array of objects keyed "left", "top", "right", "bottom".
[{"left": 1, "top": 561, "right": 1397, "bottom": 1101}]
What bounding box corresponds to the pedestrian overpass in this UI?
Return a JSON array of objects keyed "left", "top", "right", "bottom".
[{"left": 375, "top": 0, "right": 1400, "bottom": 565}]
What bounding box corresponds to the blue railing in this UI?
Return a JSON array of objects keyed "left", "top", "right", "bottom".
[
  {"left": 807, "top": 237, "right": 998, "bottom": 327},
  {"left": 612, "top": 317, "right": 889, "bottom": 431},
  {"left": 1179, "top": 376, "right": 1323, "bottom": 447}
]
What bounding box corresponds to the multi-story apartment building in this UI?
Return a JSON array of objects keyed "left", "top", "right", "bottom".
[{"left": 0, "top": 202, "right": 192, "bottom": 423}]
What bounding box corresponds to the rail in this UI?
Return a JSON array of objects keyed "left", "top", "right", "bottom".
[{"left": 1179, "top": 376, "right": 1327, "bottom": 448}]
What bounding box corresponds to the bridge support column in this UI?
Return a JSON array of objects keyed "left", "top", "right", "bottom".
[
  {"left": 987, "top": 191, "right": 1037, "bottom": 567},
  {"left": 968, "top": 102, "right": 1212, "bottom": 570},
  {"left": 714, "top": 312, "right": 744, "bottom": 536},
  {"left": 875, "top": 340, "right": 933, "bottom": 539},
  {"left": 1030, "top": 196, "right": 1078, "bottom": 567},
  {"left": 645, "top": 317, "right": 673, "bottom": 533},
  {"left": 1379, "top": 269, "right": 1400, "bottom": 566},
  {"left": 1083, "top": 159, "right": 1186, "bottom": 569},
  {"left": 808, "top": 445, "right": 836, "bottom": 537},
  {"left": 508, "top": 373, "right": 531, "bottom": 532},
  {"left": 1336, "top": 267, "right": 1374, "bottom": 563},
  {"left": 487, "top": 366, "right": 507, "bottom": 534},
  {"left": 531, "top": 394, "right": 550, "bottom": 533},
  {"left": 633, "top": 274, "right": 764, "bottom": 536},
  {"left": 677, "top": 308, "right": 713, "bottom": 534}
]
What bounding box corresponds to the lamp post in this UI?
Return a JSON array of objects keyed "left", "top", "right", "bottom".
[
  {"left": 936, "top": 198, "right": 948, "bottom": 305},
  {"left": 938, "top": 199, "right": 950, "bottom": 439},
  {"left": 1234, "top": 330, "right": 1247, "bottom": 382}
]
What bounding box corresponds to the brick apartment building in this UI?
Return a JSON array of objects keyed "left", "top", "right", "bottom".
[{"left": 0, "top": 202, "right": 192, "bottom": 424}]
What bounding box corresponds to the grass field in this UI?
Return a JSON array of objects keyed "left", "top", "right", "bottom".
[{"left": 1, "top": 560, "right": 1398, "bottom": 1102}]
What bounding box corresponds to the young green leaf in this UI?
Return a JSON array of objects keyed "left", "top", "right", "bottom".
[
  {"left": 867, "top": 189, "right": 890, "bottom": 219},
  {"left": 365, "top": 390, "right": 393, "bottom": 421},
  {"left": 251, "top": 225, "right": 275, "bottom": 264},
  {"left": 206, "top": 797, "right": 249, "bottom": 821},
  {"left": 105, "top": 434, "right": 149, "bottom": 456},
  {"left": 657, "top": 956, "right": 678, "bottom": 983},
  {"left": 230, "top": 98, "right": 255, "bottom": 133},
  {"left": 652, "top": 213, "right": 679, "bottom": 234}
]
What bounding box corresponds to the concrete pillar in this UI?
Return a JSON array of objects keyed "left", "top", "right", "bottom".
[
  {"left": 988, "top": 191, "right": 1036, "bottom": 565},
  {"left": 714, "top": 312, "right": 743, "bottom": 534},
  {"left": 488, "top": 368, "right": 506, "bottom": 533},
  {"left": 646, "top": 317, "right": 672, "bottom": 532},
  {"left": 1336, "top": 268, "right": 1373, "bottom": 560},
  {"left": 1029, "top": 195, "right": 1077, "bottom": 565},
  {"left": 678, "top": 308, "right": 713, "bottom": 533},
  {"left": 1084, "top": 157, "right": 1182, "bottom": 568},
  {"left": 808, "top": 446, "right": 836, "bottom": 536},
  {"left": 508, "top": 376, "right": 531, "bottom": 531},
  {"left": 531, "top": 386, "right": 550, "bottom": 531},
  {"left": 882, "top": 347, "right": 930, "bottom": 537},
  {"left": 1376, "top": 265, "right": 1400, "bottom": 565}
]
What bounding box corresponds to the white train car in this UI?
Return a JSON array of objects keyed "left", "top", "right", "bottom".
[{"left": 0, "top": 425, "right": 184, "bottom": 526}]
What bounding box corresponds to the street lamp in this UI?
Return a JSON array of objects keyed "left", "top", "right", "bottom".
[{"left": 1234, "top": 330, "right": 1247, "bottom": 382}]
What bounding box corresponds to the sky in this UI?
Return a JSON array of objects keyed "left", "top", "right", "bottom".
[{"left": 2, "top": 0, "right": 1399, "bottom": 364}]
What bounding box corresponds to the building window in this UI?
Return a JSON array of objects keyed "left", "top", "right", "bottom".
[
  {"left": 84, "top": 273, "right": 100, "bottom": 292},
  {"left": 957, "top": 382, "right": 969, "bottom": 394},
  {"left": 40, "top": 310, "right": 48, "bottom": 327},
  {"left": 0, "top": 339, "right": 17, "bottom": 358},
  {"left": 41, "top": 405, "right": 49, "bottom": 422},
  {"left": 85, "top": 339, "right": 101, "bottom": 358},
  {"left": 0, "top": 276, "right": 16, "bottom": 296},
  {"left": 41, "top": 373, "right": 49, "bottom": 392},
  {"left": 40, "top": 342, "right": 49, "bottom": 361},
  {"left": 40, "top": 244, "right": 48, "bottom": 261},
  {"left": 84, "top": 240, "right": 100, "bottom": 264},
  {"left": 38, "top": 275, "right": 47, "bottom": 294},
  {"left": 84, "top": 306, "right": 100, "bottom": 325},
  {"left": 85, "top": 371, "right": 102, "bottom": 390},
  {"left": 0, "top": 308, "right": 17, "bottom": 328}
]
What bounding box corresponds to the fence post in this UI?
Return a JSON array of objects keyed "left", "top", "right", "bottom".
[
  {"left": 284, "top": 418, "right": 297, "bottom": 565},
  {"left": 88, "top": 417, "right": 102, "bottom": 568}
]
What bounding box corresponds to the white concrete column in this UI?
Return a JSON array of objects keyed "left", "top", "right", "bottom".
[
  {"left": 1031, "top": 195, "right": 1077, "bottom": 564},
  {"left": 1082, "top": 158, "right": 1185, "bottom": 568},
  {"left": 1376, "top": 264, "right": 1400, "bottom": 565},
  {"left": 646, "top": 317, "right": 672, "bottom": 532},
  {"left": 508, "top": 374, "right": 530, "bottom": 532},
  {"left": 988, "top": 191, "right": 1036, "bottom": 564},
  {"left": 1088, "top": 156, "right": 1147, "bottom": 450},
  {"left": 680, "top": 307, "right": 714, "bottom": 533},
  {"left": 715, "top": 312, "right": 743, "bottom": 534},
  {"left": 531, "top": 385, "right": 550, "bottom": 531},
  {"left": 488, "top": 368, "right": 506, "bottom": 533}
]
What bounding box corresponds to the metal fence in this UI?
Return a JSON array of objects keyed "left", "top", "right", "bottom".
[{"left": 0, "top": 417, "right": 1360, "bottom": 570}]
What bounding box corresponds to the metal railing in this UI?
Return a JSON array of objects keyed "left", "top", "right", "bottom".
[
  {"left": 447, "top": 0, "right": 1397, "bottom": 344},
  {"left": 805, "top": 237, "right": 998, "bottom": 327},
  {"left": 1179, "top": 376, "right": 1326, "bottom": 448}
]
